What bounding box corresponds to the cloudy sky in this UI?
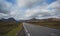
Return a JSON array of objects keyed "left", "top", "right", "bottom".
[{"left": 0, "top": 0, "right": 60, "bottom": 20}]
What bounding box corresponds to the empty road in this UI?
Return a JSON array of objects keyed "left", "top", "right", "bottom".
[{"left": 23, "top": 23, "right": 60, "bottom": 36}]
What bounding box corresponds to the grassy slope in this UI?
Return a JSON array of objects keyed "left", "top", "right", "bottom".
[
  {"left": 27, "top": 21, "right": 60, "bottom": 29},
  {"left": 0, "top": 21, "right": 17, "bottom": 35},
  {"left": 0, "top": 21, "right": 23, "bottom": 36},
  {"left": 7, "top": 23, "right": 23, "bottom": 36}
]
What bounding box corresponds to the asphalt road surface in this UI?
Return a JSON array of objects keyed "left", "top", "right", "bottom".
[{"left": 23, "top": 23, "right": 60, "bottom": 36}]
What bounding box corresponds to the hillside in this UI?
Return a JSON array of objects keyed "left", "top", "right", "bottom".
[
  {"left": 26, "top": 18, "right": 60, "bottom": 29},
  {"left": 0, "top": 18, "right": 17, "bottom": 36}
]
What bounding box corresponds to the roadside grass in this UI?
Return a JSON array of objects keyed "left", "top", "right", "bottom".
[
  {"left": 7, "top": 23, "right": 23, "bottom": 36},
  {"left": 27, "top": 21, "right": 60, "bottom": 29},
  {"left": 0, "top": 21, "right": 17, "bottom": 36}
]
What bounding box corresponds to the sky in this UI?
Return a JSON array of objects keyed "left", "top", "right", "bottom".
[{"left": 0, "top": 0, "right": 60, "bottom": 20}]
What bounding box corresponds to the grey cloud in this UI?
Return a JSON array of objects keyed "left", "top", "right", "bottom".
[
  {"left": 0, "top": 0, "right": 13, "bottom": 19},
  {"left": 0, "top": 13, "right": 10, "bottom": 19},
  {"left": 0, "top": 0, "right": 60, "bottom": 20},
  {"left": 0, "top": 0, "right": 12, "bottom": 14},
  {"left": 28, "top": 12, "right": 51, "bottom": 19}
]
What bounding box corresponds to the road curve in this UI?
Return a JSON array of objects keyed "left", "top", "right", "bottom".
[{"left": 23, "top": 23, "right": 60, "bottom": 36}]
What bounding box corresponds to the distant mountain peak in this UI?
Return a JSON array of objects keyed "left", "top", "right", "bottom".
[{"left": 0, "top": 18, "right": 16, "bottom": 22}]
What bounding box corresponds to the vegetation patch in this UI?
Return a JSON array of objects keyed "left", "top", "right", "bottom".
[
  {"left": 7, "top": 22, "right": 23, "bottom": 36},
  {"left": 27, "top": 21, "right": 60, "bottom": 29},
  {"left": 0, "top": 20, "right": 23, "bottom": 36}
]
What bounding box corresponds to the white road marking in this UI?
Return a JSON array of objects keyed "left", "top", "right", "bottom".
[
  {"left": 23, "top": 23, "right": 30, "bottom": 36},
  {"left": 28, "top": 33, "right": 30, "bottom": 36}
]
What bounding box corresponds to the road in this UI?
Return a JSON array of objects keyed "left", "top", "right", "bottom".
[
  {"left": 16, "top": 29, "right": 26, "bottom": 36},
  {"left": 23, "top": 23, "right": 60, "bottom": 36}
]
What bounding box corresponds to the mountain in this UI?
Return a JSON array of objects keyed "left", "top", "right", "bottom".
[
  {"left": 42, "top": 18, "right": 60, "bottom": 21},
  {"left": 0, "top": 18, "right": 16, "bottom": 22},
  {"left": 25, "top": 18, "right": 60, "bottom": 22},
  {"left": 0, "top": 18, "right": 17, "bottom": 24}
]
